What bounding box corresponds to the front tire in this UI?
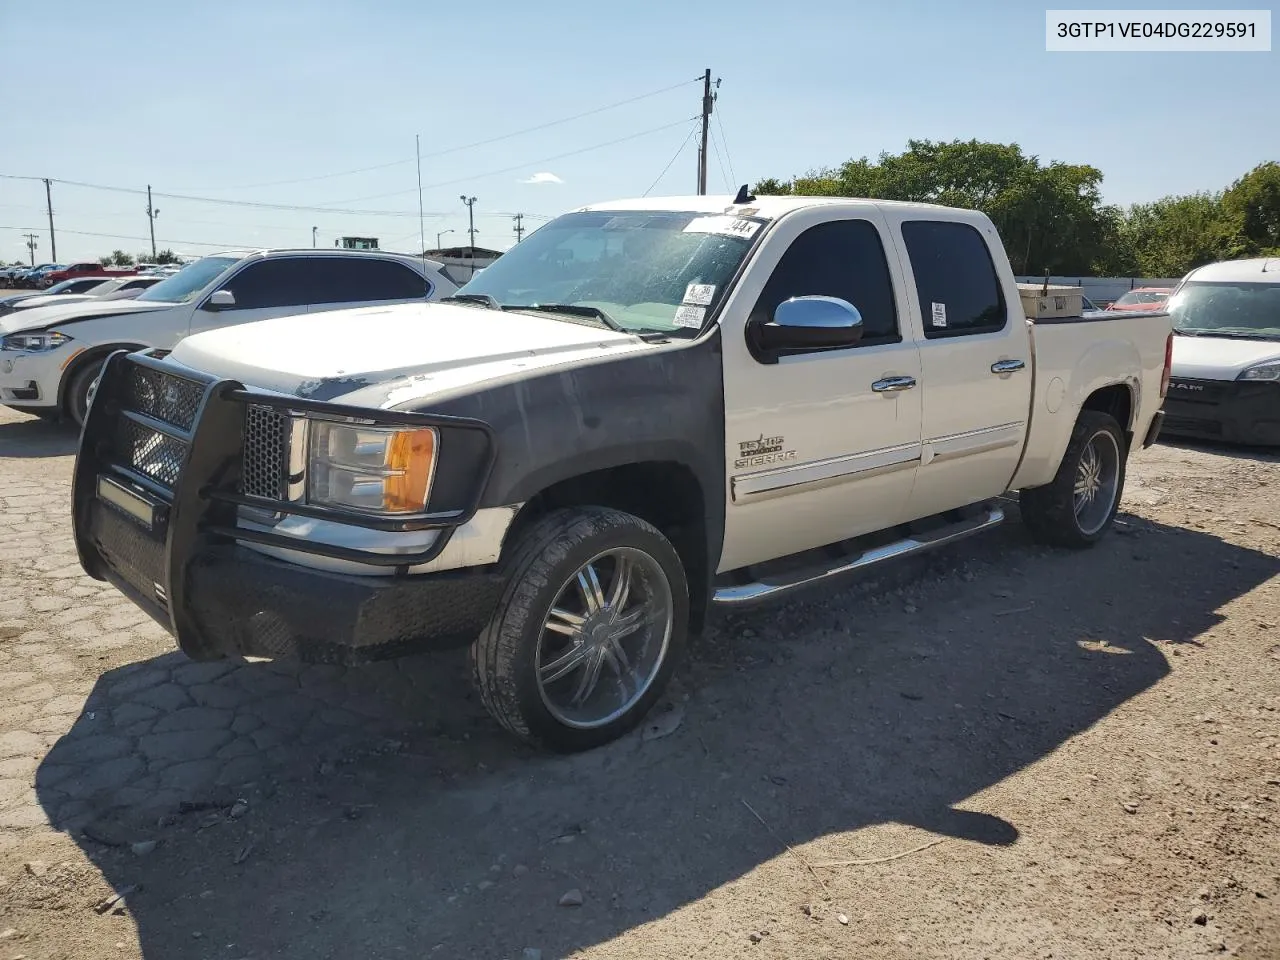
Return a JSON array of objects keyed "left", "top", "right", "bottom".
[
  {"left": 1020, "top": 411, "right": 1127, "bottom": 548},
  {"left": 65, "top": 358, "right": 105, "bottom": 428},
  {"left": 471, "top": 507, "right": 689, "bottom": 752}
]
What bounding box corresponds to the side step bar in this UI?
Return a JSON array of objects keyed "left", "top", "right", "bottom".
[{"left": 711, "top": 505, "right": 1005, "bottom": 608}]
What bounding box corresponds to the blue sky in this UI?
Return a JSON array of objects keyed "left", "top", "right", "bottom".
[{"left": 1, "top": 0, "right": 1275, "bottom": 263}]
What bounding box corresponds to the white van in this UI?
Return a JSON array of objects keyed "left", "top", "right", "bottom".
[
  {"left": 1163, "top": 257, "right": 1280, "bottom": 446},
  {"left": 0, "top": 249, "right": 457, "bottom": 425}
]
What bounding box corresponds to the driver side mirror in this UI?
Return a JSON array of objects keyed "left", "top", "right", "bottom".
[
  {"left": 205, "top": 289, "right": 236, "bottom": 311},
  {"left": 749, "top": 296, "right": 864, "bottom": 361}
]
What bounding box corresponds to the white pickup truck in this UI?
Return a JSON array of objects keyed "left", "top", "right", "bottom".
[{"left": 73, "top": 190, "right": 1173, "bottom": 751}]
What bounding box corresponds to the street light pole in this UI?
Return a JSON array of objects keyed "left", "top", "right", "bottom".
[
  {"left": 436, "top": 228, "right": 454, "bottom": 251},
  {"left": 311, "top": 226, "right": 318, "bottom": 248}
]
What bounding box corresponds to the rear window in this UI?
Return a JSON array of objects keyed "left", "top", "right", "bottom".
[{"left": 901, "top": 221, "right": 1007, "bottom": 338}]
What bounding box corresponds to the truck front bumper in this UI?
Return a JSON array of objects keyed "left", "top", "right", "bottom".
[
  {"left": 86, "top": 499, "right": 504, "bottom": 662},
  {"left": 1162, "top": 378, "right": 1280, "bottom": 447},
  {"left": 73, "top": 350, "right": 501, "bottom": 664}
]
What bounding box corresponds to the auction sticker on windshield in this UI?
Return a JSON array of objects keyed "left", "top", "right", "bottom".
[
  {"left": 673, "top": 305, "right": 705, "bottom": 328},
  {"left": 683, "top": 216, "right": 760, "bottom": 239},
  {"left": 683, "top": 283, "right": 716, "bottom": 306}
]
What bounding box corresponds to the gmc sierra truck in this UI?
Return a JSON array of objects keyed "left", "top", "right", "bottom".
[{"left": 72, "top": 190, "right": 1173, "bottom": 752}]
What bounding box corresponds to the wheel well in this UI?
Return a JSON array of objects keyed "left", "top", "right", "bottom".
[
  {"left": 504, "top": 462, "right": 710, "bottom": 633},
  {"left": 1081, "top": 383, "right": 1134, "bottom": 440},
  {"left": 58, "top": 344, "right": 144, "bottom": 412}
]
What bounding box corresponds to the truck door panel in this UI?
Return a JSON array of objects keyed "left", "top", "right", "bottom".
[
  {"left": 887, "top": 217, "right": 1033, "bottom": 519},
  {"left": 718, "top": 208, "right": 924, "bottom": 572}
]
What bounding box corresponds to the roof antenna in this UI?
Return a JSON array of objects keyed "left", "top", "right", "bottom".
[
  {"left": 1263, "top": 257, "right": 1275, "bottom": 273},
  {"left": 733, "top": 183, "right": 755, "bottom": 205}
]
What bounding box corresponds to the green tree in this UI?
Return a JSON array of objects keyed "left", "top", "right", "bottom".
[
  {"left": 1115, "top": 193, "right": 1245, "bottom": 277},
  {"left": 755, "top": 139, "right": 1110, "bottom": 274},
  {"left": 108, "top": 249, "right": 134, "bottom": 267},
  {"left": 1223, "top": 161, "right": 1280, "bottom": 252},
  {"left": 153, "top": 249, "right": 181, "bottom": 265}
]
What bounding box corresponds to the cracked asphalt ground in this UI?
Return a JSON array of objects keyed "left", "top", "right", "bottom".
[{"left": 0, "top": 403, "right": 1277, "bottom": 960}]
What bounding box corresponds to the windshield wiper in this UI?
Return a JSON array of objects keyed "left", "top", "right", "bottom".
[
  {"left": 442, "top": 293, "right": 500, "bottom": 309},
  {"left": 1187, "top": 329, "right": 1278, "bottom": 341},
  {"left": 502, "top": 303, "right": 626, "bottom": 333}
]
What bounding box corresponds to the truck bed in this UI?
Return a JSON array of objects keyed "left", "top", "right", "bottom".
[{"left": 1011, "top": 310, "right": 1171, "bottom": 490}]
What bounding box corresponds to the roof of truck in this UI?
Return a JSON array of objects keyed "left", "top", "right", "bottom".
[
  {"left": 581, "top": 193, "right": 983, "bottom": 219},
  {"left": 1183, "top": 258, "right": 1280, "bottom": 284}
]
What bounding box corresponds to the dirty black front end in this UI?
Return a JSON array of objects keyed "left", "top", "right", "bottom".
[{"left": 72, "top": 351, "right": 502, "bottom": 664}]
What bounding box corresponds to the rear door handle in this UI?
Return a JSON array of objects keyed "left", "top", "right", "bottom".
[
  {"left": 872, "top": 376, "right": 917, "bottom": 393},
  {"left": 991, "top": 359, "right": 1026, "bottom": 374}
]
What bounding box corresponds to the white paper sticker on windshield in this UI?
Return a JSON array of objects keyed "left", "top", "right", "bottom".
[
  {"left": 931, "top": 302, "right": 947, "bottom": 328},
  {"left": 673, "top": 305, "right": 705, "bottom": 329},
  {"left": 683, "top": 216, "right": 760, "bottom": 240},
  {"left": 683, "top": 283, "right": 716, "bottom": 306}
]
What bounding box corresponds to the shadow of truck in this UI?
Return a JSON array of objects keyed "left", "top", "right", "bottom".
[{"left": 32, "top": 509, "right": 1280, "bottom": 959}]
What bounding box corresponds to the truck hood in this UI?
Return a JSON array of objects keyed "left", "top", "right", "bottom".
[
  {"left": 168, "top": 301, "right": 653, "bottom": 403},
  {"left": 1170, "top": 333, "right": 1280, "bottom": 381},
  {"left": 0, "top": 297, "right": 167, "bottom": 335}
]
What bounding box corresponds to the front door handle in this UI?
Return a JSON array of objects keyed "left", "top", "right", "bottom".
[
  {"left": 872, "top": 376, "right": 917, "bottom": 393},
  {"left": 991, "top": 359, "right": 1026, "bottom": 374}
]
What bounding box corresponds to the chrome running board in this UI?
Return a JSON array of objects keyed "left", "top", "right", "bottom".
[{"left": 711, "top": 505, "right": 1005, "bottom": 608}]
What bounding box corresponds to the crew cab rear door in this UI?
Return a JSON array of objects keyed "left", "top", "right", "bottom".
[
  {"left": 718, "top": 206, "right": 924, "bottom": 572},
  {"left": 883, "top": 212, "right": 1033, "bottom": 517}
]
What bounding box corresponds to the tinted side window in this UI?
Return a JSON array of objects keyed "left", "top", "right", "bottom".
[
  {"left": 310, "top": 258, "right": 428, "bottom": 305},
  {"left": 901, "top": 221, "right": 1007, "bottom": 338},
  {"left": 752, "top": 219, "right": 899, "bottom": 350},
  {"left": 221, "top": 259, "right": 314, "bottom": 309}
]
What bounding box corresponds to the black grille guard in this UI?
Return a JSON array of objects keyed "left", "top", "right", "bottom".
[{"left": 74, "top": 349, "right": 498, "bottom": 650}]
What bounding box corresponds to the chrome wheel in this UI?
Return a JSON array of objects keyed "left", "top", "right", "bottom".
[
  {"left": 1073, "top": 429, "right": 1120, "bottom": 535},
  {"left": 535, "top": 547, "right": 673, "bottom": 730}
]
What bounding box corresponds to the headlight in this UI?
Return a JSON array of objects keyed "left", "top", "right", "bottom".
[
  {"left": 307, "top": 421, "right": 438, "bottom": 514},
  {"left": 1, "top": 331, "right": 73, "bottom": 352},
  {"left": 1238, "top": 361, "right": 1280, "bottom": 382}
]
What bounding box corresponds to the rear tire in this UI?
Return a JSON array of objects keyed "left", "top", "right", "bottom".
[
  {"left": 470, "top": 507, "right": 689, "bottom": 753},
  {"left": 1020, "top": 411, "right": 1127, "bottom": 548},
  {"left": 65, "top": 357, "right": 104, "bottom": 428}
]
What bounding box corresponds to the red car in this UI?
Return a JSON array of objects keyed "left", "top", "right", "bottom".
[
  {"left": 1105, "top": 287, "right": 1172, "bottom": 311},
  {"left": 39, "top": 261, "right": 136, "bottom": 288}
]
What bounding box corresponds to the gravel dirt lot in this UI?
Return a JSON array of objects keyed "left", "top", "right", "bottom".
[{"left": 0, "top": 404, "right": 1277, "bottom": 960}]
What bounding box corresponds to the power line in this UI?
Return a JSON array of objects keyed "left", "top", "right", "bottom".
[
  {"left": 322, "top": 117, "right": 698, "bottom": 206},
  {"left": 709, "top": 129, "right": 732, "bottom": 194},
  {"left": 1, "top": 224, "right": 253, "bottom": 249},
  {"left": 715, "top": 110, "right": 737, "bottom": 188},
  {"left": 643, "top": 124, "right": 700, "bottom": 197},
  {"left": 185, "top": 76, "right": 701, "bottom": 192}
]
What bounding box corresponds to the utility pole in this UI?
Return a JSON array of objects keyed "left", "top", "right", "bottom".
[
  {"left": 311, "top": 226, "right": 318, "bottom": 248},
  {"left": 512, "top": 213, "right": 525, "bottom": 244},
  {"left": 22, "top": 233, "right": 38, "bottom": 265},
  {"left": 459, "top": 196, "right": 477, "bottom": 275},
  {"left": 697, "top": 68, "right": 713, "bottom": 195},
  {"left": 145, "top": 185, "right": 159, "bottom": 259},
  {"left": 43, "top": 179, "right": 56, "bottom": 262}
]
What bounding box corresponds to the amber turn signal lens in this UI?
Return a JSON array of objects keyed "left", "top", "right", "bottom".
[{"left": 383, "top": 428, "right": 437, "bottom": 512}]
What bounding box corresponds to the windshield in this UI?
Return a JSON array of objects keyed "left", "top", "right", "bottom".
[
  {"left": 455, "top": 209, "right": 765, "bottom": 334},
  {"left": 45, "top": 280, "right": 85, "bottom": 294},
  {"left": 1168, "top": 281, "right": 1280, "bottom": 339},
  {"left": 1113, "top": 290, "right": 1170, "bottom": 307},
  {"left": 136, "top": 256, "right": 239, "bottom": 304}
]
